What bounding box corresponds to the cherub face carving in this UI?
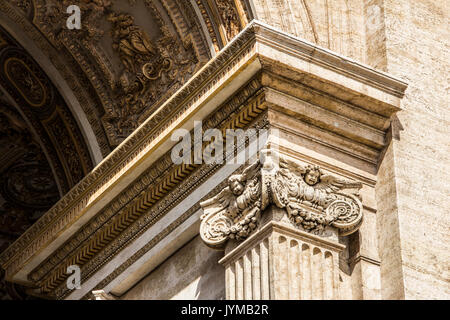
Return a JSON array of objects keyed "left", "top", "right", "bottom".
[
  {"left": 228, "top": 175, "right": 244, "bottom": 196},
  {"left": 304, "top": 165, "right": 321, "bottom": 186}
]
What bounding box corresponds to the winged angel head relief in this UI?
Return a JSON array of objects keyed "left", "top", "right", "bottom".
[
  {"left": 200, "top": 161, "right": 262, "bottom": 249},
  {"left": 272, "top": 157, "right": 363, "bottom": 235},
  {"left": 200, "top": 152, "right": 364, "bottom": 249}
]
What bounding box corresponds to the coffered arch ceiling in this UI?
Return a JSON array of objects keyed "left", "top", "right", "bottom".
[
  {"left": 0, "top": 27, "right": 94, "bottom": 193},
  {"left": 0, "top": 25, "right": 95, "bottom": 299}
]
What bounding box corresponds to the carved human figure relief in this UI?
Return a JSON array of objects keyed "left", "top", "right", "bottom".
[
  {"left": 108, "top": 12, "right": 157, "bottom": 74},
  {"left": 216, "top": 0, "right": 241, "bottom": 41},
  {"left": 200, "top": 151, "right": 363, "bottom": 249}
]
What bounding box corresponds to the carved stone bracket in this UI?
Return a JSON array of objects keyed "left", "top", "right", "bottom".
[{"left": 200, "top": 150, "right": 363, "bottom": 249}]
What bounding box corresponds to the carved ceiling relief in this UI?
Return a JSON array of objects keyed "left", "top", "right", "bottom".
[
  {"left": 17, "top": 0, "right": 248, "bottom": 144},
  {"left": 1, "top": 0, "right": 249, "bottom": 153},
  {"left": 0, "top": 103, "right": 59, "bottom": 248},
  {"left": 9, "top": 0, "right": 33, "bottom": 17},
  {"left": 0, "top": 30, "right": 86, "bottom": 284},
  {"left": 105, "top": 8, "right": 199, "bottom": 137},
  {"left": 2, "top": 0, "right": 247, "bottom": 146},
  {"left": 0, "top": 101, "right": 59, "bottom": 300},
  {"left": 0, "top": 33, "right": 91, "bottom": 300},
  {"left": 200, "top": 150, "right": 364, "bottom": 249},
  {"left": 27, "top": 0, "right": 214, "bottom": 144},
  {"left": 0, "top": 28, "right": 93, "bottom": 191}
]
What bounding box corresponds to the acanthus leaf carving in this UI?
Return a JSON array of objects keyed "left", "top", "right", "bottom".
[{"left": 200, "top": 150, "right": 364, "bottom": 249}]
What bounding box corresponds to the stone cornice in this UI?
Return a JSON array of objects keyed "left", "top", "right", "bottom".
[
  {"left": 0, "top": 20, "right": 408, "bottom": 291},
  {"left": 349, "top": 254, "right": 381, "bottom": 267},
  {"left": 42, "top": 88, "right": 268, "bottom": 298},
  {"left": 28, "top": 79, "right": 263, "bottom": 289},
  {"left": 251, "top": 20, "right": 407, "bottom": 99}
]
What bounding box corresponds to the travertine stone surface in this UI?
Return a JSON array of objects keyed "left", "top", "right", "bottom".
[
  {"left": 376, "top": 143, "right": 405, "bottom": 299},
  {"left": 122, "top": 236, "right": 225, "bottom": 300},
  {"left": 364, "top": 0, "right": 388, "bottom": 70},
  {"left": 248, "top": 0, "right": 450, "bottom": 300},
  {"left": 248, "top": 0, "right": 366, "bottom": 62},
  {"left": 353, "top": 209, "right": 382, "bottom": 299},
  {"left": 375, "top": 0, "right": 450, "bottom": 299}
]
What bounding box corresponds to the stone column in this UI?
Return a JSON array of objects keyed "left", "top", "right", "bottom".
[{"left": 199, "top": 150, "right": 363, "bottom": 300}]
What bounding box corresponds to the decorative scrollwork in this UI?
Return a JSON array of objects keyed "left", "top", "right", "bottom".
[
  {"left": 199, "top": 211, "right": 233, "bottom": 249},
  {"left": 200, "top": 150, "right": 364, "bottom": 249},
  {"left": 327, "top": 194, "right": 363, "bottom": 236},
  {"left": 200, "top": 161, "right": 262, "bottom": 248}
]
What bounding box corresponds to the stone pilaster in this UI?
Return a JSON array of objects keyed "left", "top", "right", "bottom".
[{"left": 219, "top": 209, "right": 345, "bottom": 300}]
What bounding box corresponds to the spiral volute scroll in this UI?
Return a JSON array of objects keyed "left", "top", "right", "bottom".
[
  {"left": 199, "top": 212, "right": 233, "bottom": 249},
  {"left": 327, "top": 194, "right": 363, "bottom": 236}
]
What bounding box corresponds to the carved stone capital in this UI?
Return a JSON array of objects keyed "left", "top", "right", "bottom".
[{"left": 200, "top": 150, "right": 363, "bottom": 249}]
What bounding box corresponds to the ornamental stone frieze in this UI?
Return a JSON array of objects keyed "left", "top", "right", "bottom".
[{"left": 200, "top": 150, "right": 363, "bottom": 249}]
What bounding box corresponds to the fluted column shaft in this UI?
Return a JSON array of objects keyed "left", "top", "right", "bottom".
[{"left": 219, "top": 209, "right": 345, "bottom": 300}]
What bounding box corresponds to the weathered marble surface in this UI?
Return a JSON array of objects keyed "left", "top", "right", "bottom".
[{"left": 375, "top": 0, "right": 450, "bottom": 300}]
